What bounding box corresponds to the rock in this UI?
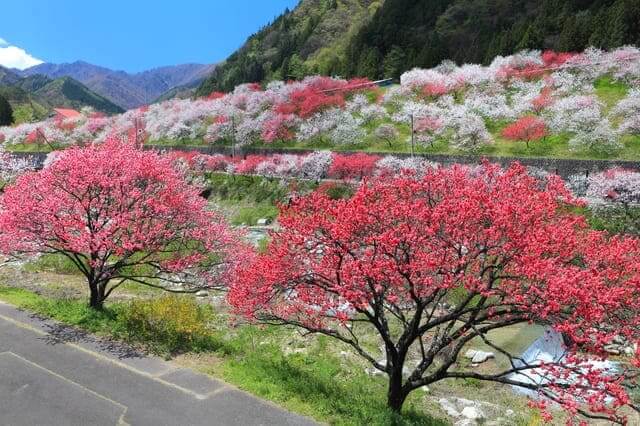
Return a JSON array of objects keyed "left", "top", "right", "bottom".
[
  {"left": 364, "top": 367, "right": 385, "bottom": 377},
  {"left": 604, "top": 344, "right": 621, "bottom": 355},
  {"left": 461, "top": 406, "right": 484, "bottom": 421},
  {"left": 623, "top": 346, "right": 634, "bottom": 356},
  {"left": 195, "top": 290, "right": 209, "bottom": 297},
  {"left": 613, "top": 335, "right": 626, "bottom": 345},
  {"left": 464, "top": 349, "right": 478, "bottom": 359},
  {"left": 420, "top": 386, "right": 430, "bottom": 393},
  {"left": 505, "top": 409, "right": 515, "bottom": 417},
  {"left": 256, "top": 218, "right": 271, "bottom": 226},
  {"left": 471, "top": 350, "right": 495, "bottom": 363},
  {"left": 339, "top": 351, "right": 349, "bottom": 358},
  {"left": 438, "top": 398, "right": 460, "bottom": 417}
]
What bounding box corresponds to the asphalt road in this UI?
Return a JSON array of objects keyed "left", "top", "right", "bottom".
[{"left": 0, "top": 301, "right": 316, "bottom": 426}]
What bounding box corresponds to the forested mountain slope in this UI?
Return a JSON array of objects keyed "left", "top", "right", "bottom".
[
  {"left": 198, "top": 0, "right": 640, "bottom": 95},
  {"left": 196, "top": 0, "right": 381, "bottom": 95}
]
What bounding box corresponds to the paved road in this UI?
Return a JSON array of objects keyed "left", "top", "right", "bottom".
[{"left": 0, "top": 301, "right": 316, "bottom": 426}]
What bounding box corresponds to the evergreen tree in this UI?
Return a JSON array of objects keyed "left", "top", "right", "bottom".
[
  {"left": 357, "top": 47, "right": 382, "bottom": 79},
  {"left": 589, "top": 9, "right": 609, "bottom": 48},
  {"left": 558, "top": 16, "right": 581, "bottom": 51},
  {"left": 607, "top": 0, "right": 629, "bottom": 49},
  {"left": 383, "top": 46, "right": 406, "bottom": 79},
  {"left": 288, "top": 54, "right": 308, "bottom": 80},
  {"left": 0, "top": 95, "right": 13, "bottom": 126},
  {"left": 515, "top": 24, "right": 544, "bottom": 51}
]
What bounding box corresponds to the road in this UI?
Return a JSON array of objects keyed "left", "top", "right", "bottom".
[{"left": 0, "top": 301, "right": 316, "bottom": 426}]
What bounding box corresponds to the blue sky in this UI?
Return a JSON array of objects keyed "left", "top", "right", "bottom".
[{"left": 0, "top": 0, "right": 298, "bottom": 72}]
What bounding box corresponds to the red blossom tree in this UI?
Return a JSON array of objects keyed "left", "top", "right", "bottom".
[
  {"left": 276, "top": 87, "right": 345, "bottom": 118},
  {"left": 207, "top": 91, "right": 226, "bottom": 100},
  {"left": 0, "top": 139, "right": 248, "bottom": 309},
  {"left": 532, "top": 87, "right": 553, "bottom": 113},
  {"left": 327, "top": 153, "right": 380, "bottom": 180},
  {"left": 233, "top": 155, "right": 269, "bottom": 174},
  {"left": 229, "top": 162, "right": 640, "bottom": 422},
  {"left": 261, "top": 113, "right": 296, "bottom": 143},
  {"left": 541, "top": 50, "right": 577, "bottom": 67},
  {"left": 502, "top": 116, "right": 548, "bottom": 148},
  {"left": 421, "top": 82, "right": 449, "bottom": 98}
]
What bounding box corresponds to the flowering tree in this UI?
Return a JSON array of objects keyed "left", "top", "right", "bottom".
[
  {"left": 0, "top": 139, "right": 247, "bottom": 309},
  {"left": 230, "top": 163, "right": 640, "bottom": 422},
  {"left": 374, "top": 124, "right": 399, "bottom": 147},
  {"left": 327, "top": 153, "right": 380, "bottom": 180},
  {"left": 501, "top": 116, "right": 548, "bottom": 148},
  {"left": 413, "top": 116, "right": 443, "bottom": 148}
]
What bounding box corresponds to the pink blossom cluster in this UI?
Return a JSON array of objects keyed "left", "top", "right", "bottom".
[{"left": 166, "top": 151, "right": 438, "bottom": 181}]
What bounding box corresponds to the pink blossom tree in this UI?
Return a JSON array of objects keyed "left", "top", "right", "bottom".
[
  {"left": 0, "top": 139, "right": 248, "bottom": 309},
  {"left": 230, "top": 163, "right": 640, "bottom": 422}
]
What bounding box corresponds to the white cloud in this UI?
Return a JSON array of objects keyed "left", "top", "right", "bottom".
[
  {"left": 0, "top": 38, "right": 8, "bottom": 47},
  {"left": 0, "top": 44, "right": 44, "bottom": 70}
]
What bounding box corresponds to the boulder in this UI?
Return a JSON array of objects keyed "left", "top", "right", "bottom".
[
  {"left": 604, "top": 344, "right": 621, "bottom": 355},
  {"left": 464, "top": 349, "right": 478, "bottom": 359},
  {"left": 438, "top": 398, "right": 460, "bottom": 417},
  {"left": 461, "top": 406, "right": 484, "bottom": 421},
  {"left": 195, "top": 290, "right": 209, "bottom": 297},
  {"left": 471, "top": 350, "right": 495, "bottom": 364},
  {"left": 364, "top": 366, "right": 385, "bottom": 377},
  {"left": 256, "top": 218, "right": 271, "bottom": 226}
]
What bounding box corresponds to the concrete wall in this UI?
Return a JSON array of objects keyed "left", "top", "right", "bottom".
[{"left": 16, "top": 146, "right": 640, "bottom": 179}]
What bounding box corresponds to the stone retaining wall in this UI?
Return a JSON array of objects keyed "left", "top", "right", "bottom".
[{"left": 14, "top": 146, "right": 640, "bottom": 179}]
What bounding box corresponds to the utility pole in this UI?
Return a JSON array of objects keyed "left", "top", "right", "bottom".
[
  {"left": 410, "top": 114, "right": 415, "bottom": 157},
  {"left": 231, "top": 115, "right": 236, "bottom": 158}
]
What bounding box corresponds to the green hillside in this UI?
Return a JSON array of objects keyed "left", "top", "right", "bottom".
[
  {"left": 33, "top": 77, "right": 124, "bottom": 114},
  {"left": 196, "top": 0, "right": 381, "bottom": 95},
  {"left": 0, "top": 85, "right": 49, "bottom": 123}
]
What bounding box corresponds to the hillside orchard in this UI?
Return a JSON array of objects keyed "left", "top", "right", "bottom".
[{"left": 1, "top": 47, "right": 639, "bottom": 158}]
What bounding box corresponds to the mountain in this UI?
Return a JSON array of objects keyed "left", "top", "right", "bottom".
[
  {"left": 31, "top": 77, "right": 124, "bottom": 114},
  {"left": 197, "top": 0, "right": 640, "bottom": 95},
  {"left": 196, "top": 0, "right": 382, "bottom": 95},
  {"left": 0, "top": 66, "right": 21, "bottom": 86},
  {"left": 20, "top": 61, "right": 216, "bottom": 109},
  {"left": 0, "top": 67, "right": 124, "bottom": 123}
]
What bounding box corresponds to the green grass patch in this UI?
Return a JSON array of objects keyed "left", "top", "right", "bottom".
[
  {"left": 218, "top": 332, "right": 442, "bottom": 426},
  {"left": 230, "top": 204, "right": 279, "bottom": 226},
  {"left": 594, "top": 76, "right": 628, "bottom": 112},
  {"left": 0, "top": 286, "right": 118, "bottom": 333}
]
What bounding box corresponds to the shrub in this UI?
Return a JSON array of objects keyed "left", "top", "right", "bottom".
[{"left": 119, "top": 295, "right": 213, "bottom": 354}]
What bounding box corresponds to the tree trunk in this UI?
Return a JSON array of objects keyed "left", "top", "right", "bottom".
[
  {"left": 386, "top": 367, "right": 408, "bottom": 412},
  {"left": 88, "top": 280, "right": 105, "bottom": 310}
]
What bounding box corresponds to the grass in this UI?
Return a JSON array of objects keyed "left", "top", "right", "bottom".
[
  {"left": 595, "top": 76, "right": 629, "bottom": 112},
  {"left": 227, "top": 203, "right": 279, "bottom": 226},
  {"left": 24, "top": 253, "right": 82, "bottom": 275},
  {"left": 207, "top": 173, "right": 318, "bottom": 225},
  {"left": 0, "top": 285, "right": 446, "bottom": 425}
]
